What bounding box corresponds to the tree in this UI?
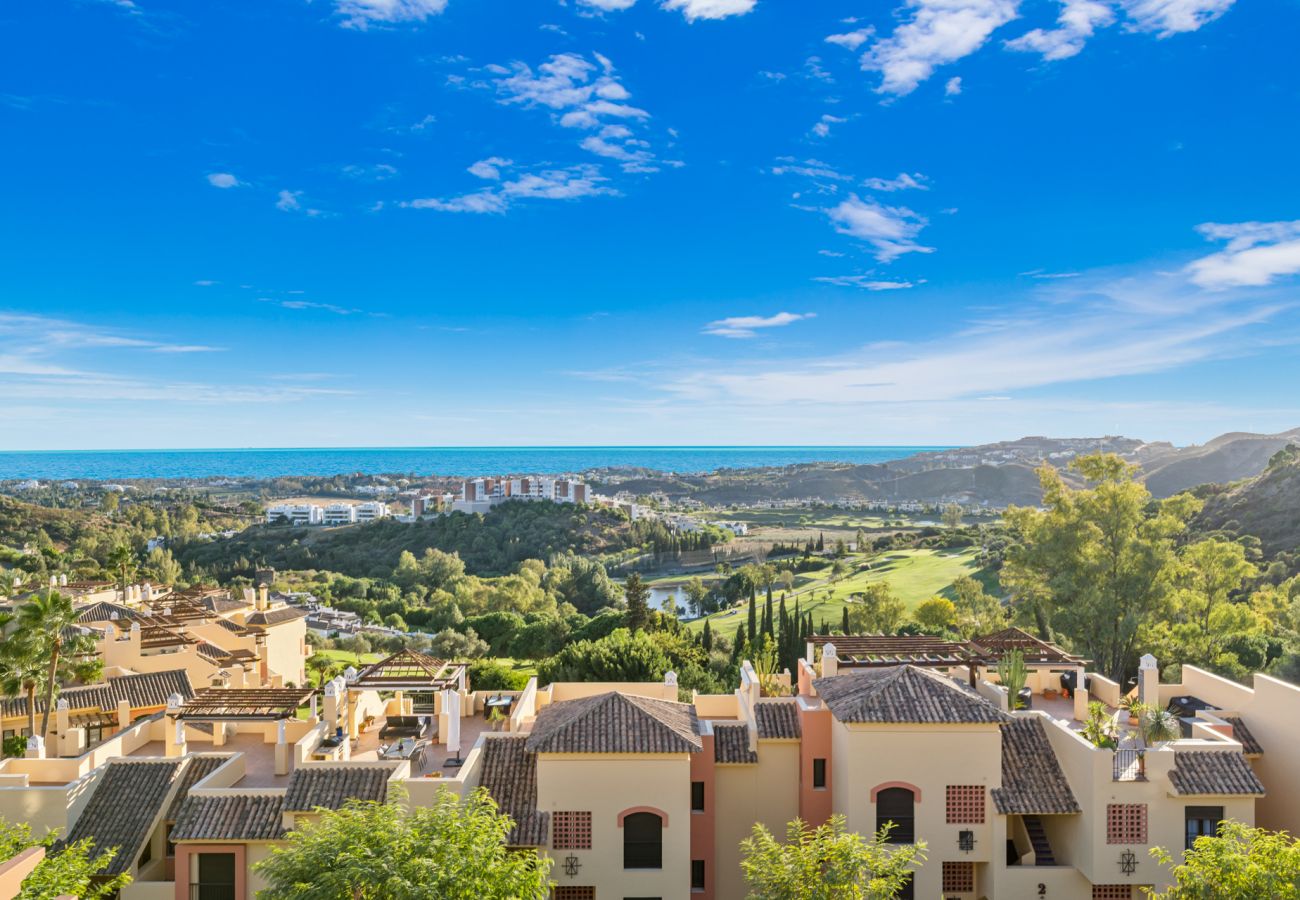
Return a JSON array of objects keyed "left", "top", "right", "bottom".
[
  {"left": 539, "top": 628, "right": 671, "bottom": 683},
  {"left": 1163, "top": 539, "right": 1260, "bottom": 676},
  {"left": 255, "top": 789, "right": 552, "bottom": 899},
  {"left": 306, "top": 653, "right": 343, "bottom": 688},
  {"left": 846, "top": 583, "right": 907, "bottom": 635},
  {"left": 0, "top": 818, "right": 130, "bottom": 900},
  {"left": 1002, "top": 454, "right": 1197, "bottom": 682},
  {"left": 739, "top": 815, "right": 926, "bottom": 900},
  {"left": 701, "top": 619, "right": 713, "bottom": 652},
  {"left": 683, "top": 576, "right": 710, "bottom": 618},
  {"left": 624, "top": 573, "right": 650, "bottom": 634},
  {"left": 941, "top": 504, "right": 964, "bottom": 530},
  {"left": 107, "top": 543, "right": 136, "bottom": 603},
  {"left": 912, "top": 596, "right": 956, "bottom": 635},
  {"left": 949, "top": 576, "right": 1005, "bottom": 639},
  {"left": 1145, "top": 821, "right": 1300, "bottom": 899},
  {"left": 0, "top": 624, "right": 44, "bottom": 739},
  {"left": 15, "top": 592, "right": 101, "bottom": 738},
  {"left": 467, "top": 659, "right": 529, "bottom": 692}
]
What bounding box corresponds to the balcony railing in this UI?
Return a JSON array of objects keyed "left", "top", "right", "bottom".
[
  {"left": 190, "top": 884, "right": 237, "bottom": 900},
  {"left": 1113, "top": 748, "right": 1146, "bottom": 782}
]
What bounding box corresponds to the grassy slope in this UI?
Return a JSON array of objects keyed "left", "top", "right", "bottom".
[{"left": 684, "top": 548, "right": 995, "bottom": 635}]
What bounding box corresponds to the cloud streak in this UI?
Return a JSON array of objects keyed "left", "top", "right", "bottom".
[{"left": 703, "top": 311, "right": 816, "bottom": 338}]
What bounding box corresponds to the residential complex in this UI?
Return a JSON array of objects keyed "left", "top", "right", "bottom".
[
  {"left": 264, "top": 501, "right": 389, "bottom": 526},
  {"left": 2, "top": 621, "right": 1296, "bottom": 900},
  {"left": 452, "top": 475, "right": 590, "bottom": 514}
]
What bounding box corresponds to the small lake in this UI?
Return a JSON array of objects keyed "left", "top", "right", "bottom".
[{"left": 649, "top": 585, "right": 688, "bottom": 617}]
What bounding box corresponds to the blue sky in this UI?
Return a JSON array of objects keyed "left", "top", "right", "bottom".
[{"left": 2, "top": 0, "right": 1299, "bottom": 450}]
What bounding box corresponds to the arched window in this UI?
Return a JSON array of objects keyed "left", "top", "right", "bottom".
[
  {"left": 876, "top": 787, "right": 915, "bottom": 844},
  {"left": 623, "top": 812, "right": 663, "bottom": 869}
]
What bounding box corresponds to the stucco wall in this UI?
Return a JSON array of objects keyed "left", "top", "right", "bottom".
[{"left": 712, "top": 741, "right": 800, "bottom": 900}]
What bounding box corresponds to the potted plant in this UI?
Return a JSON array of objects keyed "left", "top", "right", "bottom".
[
  {"left": 487, "top": 706, "right": 506, "bottom": 732},
  {"left": 1119, "top": 695, "right": 1142, "bottom": 726},
  {"left": 1081, "top": 701, "right": 1119, "bottom": 749}
]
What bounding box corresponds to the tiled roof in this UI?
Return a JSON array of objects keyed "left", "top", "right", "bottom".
[
  {"left": 196, "top": 641, "right": 229, "bottom": 662},
  {"left": 1222, "top": 716, "right": 1263, "bottom": 756},
  {"left": 813, "top": 666, "right": 1008, "bottom": 725},
  {"left": 1169, "top": 751, "right": 1266, "bottom": 796},
  {"left": 244, "top": 606, "right": 309, "bottom": 627},
  {"left": 59, "top": 759, "right": 185, "bottom": 875},
  {"left": 166, "top": 755, "right": 234, "bottom": 821},
  {"left": 76, "top": 601, "right": 138, "bottom": 623},
  {"left": 0, "top": 669, "right": 193, "bottom": 719},
  {"left": 478, "top": 735, "right": 549, "bottom": 846},
  {"left": 992, "top": 718, "right": 1081, "bottom": 815},
  {"left": 754, "top": 699, "right": 801, "bottom": 739},
  {"left": 202, "top": 595, "right": 249, "bottom": 613},
  {"left": 525, "top": 692, "right": 702, "bottom": 754},
  {"left": 170, "top": 794, "right": 286, "bottom": 842},
  {"left": 284, "top": 766, "right": 391, "bottom": 812},
  {"left": 713, "top": 723, "right": 757, "bottom": 764},
  {"left": 215, "top": 617, "right": 252, "bottom": 635}
]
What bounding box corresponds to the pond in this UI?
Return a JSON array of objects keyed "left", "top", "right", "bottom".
[{"left": 648, "top": 585, "right": 689, "bottom": 617}]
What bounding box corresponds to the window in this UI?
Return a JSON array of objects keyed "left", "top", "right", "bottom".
[
  {"left": 138, "top": 836, "right": 152, "bottom": 868},
  {"left": 942, "top": 861, "right": 974, "bottom": 893},
  {"left": 1185, "top": 806, "right": 1223, "bottom": 851},
  {"left": 946, "top": 785, "right": 985, "bottom": 824},
  {"left": 623, "top": 812, "right": 663, "bottom": 869},
  {"left": 552, "top": 811, "right": 592, "bottom": 850},
  {"left": 897, "top": 873, "right": 914, "bottom": 900},
  {"left": 691, "top": 781, "right": 705, "bottom": 813},
  {"left": 876, "top": 787, "right": 915, "bottom": 844},
  {"left": 194, "top": 852, "right": 236, "bottom": 900},
  {"left": 1106, "top": 804, "right": 1147, "bottom": 844},
  {"left": 553, "top": 889, "right": 594, "bottom": 900},
  {"left": 691, "top": 859, "right": 705, "bottom": 891},
  {"left": 813, "top": 758, "right": 827, "bottom": 789}
]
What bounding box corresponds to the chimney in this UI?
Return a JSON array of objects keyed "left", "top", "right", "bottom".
[{"left": 257, "top": 584, "right": 269, "bottom": 611}]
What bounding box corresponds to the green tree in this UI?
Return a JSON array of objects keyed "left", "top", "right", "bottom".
[
  {"left": 255, "top": 789, "right": 552, "bottom": 899},
  {"left": 539, "top": 628, "right": 671, "bottom": 683},
  {"left": 0, "top": 818, "right": 130, "bottom": 900},
  {"left": 941, "top": 504, "right": 964, "bottom": 530},
  {"left": 0, "top": 625, "right": 44, "bottom": 738},
  {"left": 624, "top": 573, "right": 650, "bottom": 633},
  {"left": 739, "top": 814, "right": 926, "bottom": 900},
  {"left": 107, "top": 543, "right": 136, "bottom": 603},
  {"left": 912, "top": 596, "right": 956, "bottom": 635},
  {"left": 846, "top": 583, "right": 907, "bottom": 635},
  {"left": 1145, "top": 821, "right": 1300, "bottom": 899},
  {"left": 683, "top": 576, "right": 710, "bottom": 617},
  {"left": 1163, "top": 539, "right": 1260, "bottom": 676},
  {"left": 948, "top": 576, "right": 1005, "bottom": 639},
  {"left": 1003, "top": 454, "right": 1197, "bottom": 682},
  {"left": 15, "top": 592, "right": 102, "bottom": 738}
]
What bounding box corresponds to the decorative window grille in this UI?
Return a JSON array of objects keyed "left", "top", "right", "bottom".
[
  {"left": 1092, "top": 886, "right": 1132, "bottom": 900},
  {"left": 941, "top": 861, "right": 974, "bottom": 892},
  {"left": 945, "top": 785, "right": 985, "bottom": 824},
  {"left": 553, "top": 888, "right": 595, "bottom": 900},
  {"left": 1106, "top": 804, "right": 1148, "bottom": 844},
  {"left": 552, "top": 812, "right": 593, "bottom": 850}
]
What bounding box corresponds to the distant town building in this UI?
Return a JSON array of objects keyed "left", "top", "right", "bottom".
[{"left": 452, "top": 475, "right": 589, "bottom": 513}]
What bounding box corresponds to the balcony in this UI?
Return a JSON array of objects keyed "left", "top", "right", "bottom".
[
  {"left": 1112, "top": 748, "right": 1146, "bottom": 782},
  {"left": 190, "top": 885, "right": 236, "bottom": 900}
]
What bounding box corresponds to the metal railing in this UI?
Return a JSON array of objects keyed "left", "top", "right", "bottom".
[
  {"left": 1113, "top": 748, "right": 1145, "bottom": 781},
  {"left": 190, "top": 885, "right": 237, "bottom": 900}
]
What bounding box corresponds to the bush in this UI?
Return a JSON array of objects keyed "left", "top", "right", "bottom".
[{"left": 468, "top": 659, "right": 529, "bottom": 692}]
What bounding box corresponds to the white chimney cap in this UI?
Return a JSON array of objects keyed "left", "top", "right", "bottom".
[
  {"left": 57, "top": 698, "right": 69, "bottom": 710},
  {"left": 664, "top": 671, "right": 678, "bottom": 687},
  {"left": 343, "top": 666, "right": 358, "bottom": 683},
  {"left": 166, "top": 692, "right": 185, "bottom": 708},
  {"left": 1139, "top": 653, "right": 1158, "bottom": 670}
]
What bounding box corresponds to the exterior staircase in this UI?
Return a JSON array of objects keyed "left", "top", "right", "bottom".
[{"left": 1024, "top": 815, "right": 1056, "bottom": 866}]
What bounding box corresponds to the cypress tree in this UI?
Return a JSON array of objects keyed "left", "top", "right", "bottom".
[
  {"left": 625, "top": 573, "right": 650, "bottom": 634},
  {"left": 731, "top": 623, "right": 747, "bottom": 663},
  {"left": 841, "top": 606, "right": 850, "bottom": 635},
  {"left": 817, "top": 532, "right": 825, "bottom": 552},
  {"left": 747, "top": 585, "right": 758, "bottom": 645},
  {"left": 702, "top": 619, "right": 713, "bottom": 652},
  {"left": 762, "top": 588, "right": 774, "bottom": 641}
]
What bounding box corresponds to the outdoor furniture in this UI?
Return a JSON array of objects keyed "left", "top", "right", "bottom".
[
  {"left": 1017, "top": 687, "right": 1033, "bottom": 709},
  {"left": 379, "top": 715, "right": 430, "bottom": 739},
  {"left": 381, "top": 737, "right": 417, "bottom": 760},
  {"left": 485, "top": 695, "right": 514, "bottom": 719}
]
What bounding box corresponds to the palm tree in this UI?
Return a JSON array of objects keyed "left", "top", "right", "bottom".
[
  {"left": 16, "top": 592, "right": 102, "bottom": 738},
  {"left": 107, "top": 543, "right": 136, "bottom": 603},
  {"left": 0, "top": 624, "right": 45, "bottom": 739}
]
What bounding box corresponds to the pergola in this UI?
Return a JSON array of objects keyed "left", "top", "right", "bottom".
[
  {"left": 810, "top": 634, "right": 990, "bottom": 685},
  {"left": 171, "top": 687, "right": 316, "bottom": 721},
  {"left": 351, "top": 648, "right": 466, "bottom": 692},
  {"left": 971, "top": 627, "right": 1088, "bottom": 667},
  {"left": 133, "top": 614, "right": 199, "bottom": 650},
  {"left": 144, "top": 596, "right": 210, "bottom": 623}
]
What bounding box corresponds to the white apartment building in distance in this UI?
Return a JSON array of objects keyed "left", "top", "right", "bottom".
[
  {"left": 453, "top": 475, "right": 589, "bottom": 513},
  {"left": 265, "top": 501, "right": 387, "bottom": 526}
]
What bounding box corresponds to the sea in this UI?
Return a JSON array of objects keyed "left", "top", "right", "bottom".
[{"left": 0, "top": 446, "right": 950, "bottom": 481}]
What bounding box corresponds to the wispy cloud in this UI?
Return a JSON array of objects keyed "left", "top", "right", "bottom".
[
  {"left": 276, "top": 189, "right": 326, "bottom": 216},
  {"left": 945, "top": 76, "right": 963, "bottom": 95},
  {"left": 661, "top": 0, "right": 757, "bottom": 22},
  {"left": 1188, "top": 220, "right": 1300, "bottom": 289},
  {"left": 825, "top": 27, "right": 874, "bottom": 50},
  {"left": 1119, "top": 0, "right": 1235, "bottom": 36},
  {"left": 703, "top": 311, "right": 816, "bottom": 339},
  {"left": 333, "top": 0, "right": 447, "bottom": 30},
  {"left": 826, "top": 195, "right": 934, "bottom": 262},
  {"left": 862, "top": 0, "right": 1020, "bottom": 96},
  {"left": 864, "top": 172, "right": 929, "bottom": 192},
  {"left": 265, "top": 298, "right": 362, "bottom": 315},
  {"left": 1005, "top": 0, "right": 1114, "bottom": 60},
  {"left": 404, "top": 163, "right": 615, "bottom": 214},
  {"left": 206, "top": 172, "right": 243, "bottom": 189},
  {"left": 811, "top": 114, "right": 847, "bottom": 138},
  {"left": 814, "top": 275, "right": 919, "bottom": 290}
]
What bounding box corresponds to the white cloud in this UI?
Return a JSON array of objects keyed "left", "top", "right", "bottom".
[
  {"left": 861, "top": 0, "right": 1020, "bottom": 96},
  {"left": 275, "top": 190, "right": 325, "bottom": 216},
  {"left": 703, "top": 312, "right": 816, "bottom": 339},
  {"left": 491, "top": 53, "right": 668, "bottom": 174},
  {"left": 945, "top": 76, "right": 963, "bottom": 95},
  {"left": 814, "top": 275, "right": 919, "bottom": 290},
  {"left": 1005, "top": 0, "right": 1115, "bottom": 60},
  {"left": 579, "top": 0, "right": 638, "bottom": 9},
  {"left": 206, "top": 172, "right": 242, "bottom": 189},
  {"left": 771, "top": 158, "right": 850, "bottom": 182},
  {"left": 825, "top": 27, "right": 874, "bottom": 50},
  {"left": 864, "top": 172, "right": 929, "bottom": 192},
  {"left": 341, "top": 163, "right": 399, "bottom": 181},
  {"left": 826, "top": 195, "right": 934, "bottom": 262},
  {"left": 468, "top": 157, "right": 512, "bottom": 180},
  {"left": 811, "top": 114, "right": 847, "bottom": 138},
  {"left": 272, "top": 299, "right": 361, "bottom": 315},
  {"left": 1119, "top": 0, "right": 1234, "bottom": 36},
  {"left": 405, "top": 164, "right": 616, "bottom": 214},
  {"left": 333, "top": 0, "right": 447, "bottom": 29},
  {"left": 1188, "top": 220, "right": 1300, "bottom": 289},
  {"left": 661, "top": 0, "right": 757, "bottom": 22}
]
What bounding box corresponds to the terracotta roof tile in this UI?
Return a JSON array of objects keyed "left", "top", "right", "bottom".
[
  {"left": 478, "top": 735, "right": 549, "bottom": 846},
  {"left": 284, "top": 766, "right": 392, "bottom": 812},
  {"left": 0, "top": 669, "right": 192, "bottom": 719},
  {"left": 166, "top": 755, "right": 234, "bottom": 821},
  {"left": 813, "top": 666, "right": 1008, "bottom": 725},
  {"left": 1222, "top": 716, "right": 1263, "bottom": 756},
  {"left": 525, "top": 692, "right": 701, "bottom": 754},
  {"left": 170, "top": 794, "right": 286, "bottom": 842},
  {"left": 59, "top": 759, "right": 185, "bottom": 875},
  {"left": 1169, "top": 751, "right": 1265, "bottom": 796},
  {"left": 992, "top": 718, "right": 1080, "bottom": 815},
  {"left": 754, "top": 699, "right": 801, "bottom": 739},
  {"left": 713, "top": 723, "right": 757, "bottom": 764},
  {"left": 244, "top": 607, "right": 308, "bottom": 627}
]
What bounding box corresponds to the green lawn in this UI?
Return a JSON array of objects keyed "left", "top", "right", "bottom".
[
  {"left": 684, "top": 548, "right": 996, "bottom": 635},
  {"left": 310, "top": 649, "right": 382, "bottom": 667}
]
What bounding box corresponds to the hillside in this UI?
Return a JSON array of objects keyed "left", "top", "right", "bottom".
[
  {"left": 1195, "top": 446, "right": 1300, "bottom": 555},
  {"left": 1141, "top": 428, "right": 1300, "bottom": 498}
]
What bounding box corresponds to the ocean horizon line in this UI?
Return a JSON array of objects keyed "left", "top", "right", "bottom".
[{"left": 0, "top": 444, "right": 957, "bottom": 455}]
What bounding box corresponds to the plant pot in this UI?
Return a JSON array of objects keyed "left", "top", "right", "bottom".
[{"left": 1128, "top": 715, "right": 1139, "bottom": 726}]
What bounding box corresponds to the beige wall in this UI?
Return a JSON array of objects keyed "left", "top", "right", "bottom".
[
  {"left": 712, "top": 741, "right": 800, "bottom": 900},
  {"left": 535, "top": 753, "right": 691, "bottom": 898},
  {"left": 259, "top": 620, "right": 307, "bottom": 687},
  {"left": 97, "top": 627, "right": 220, "bottom": 689},
  {"left": 830, "top": 721, "right": 1001, "bottom": 900}
]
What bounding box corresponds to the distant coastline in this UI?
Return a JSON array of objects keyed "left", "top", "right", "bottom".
[{"left": 0, "top": 446, "right": 955, "bottom": 481}]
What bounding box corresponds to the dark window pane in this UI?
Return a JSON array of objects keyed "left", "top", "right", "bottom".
[
  {"left": 877, "top": 787, "right": 915, "bottom": 844},
  {"left": 691, "top": 859, "right": 705, "bottom": 889},
  {"left": 691, "top": 781, "right": 705, "bottom": 812},
  {"left": 624, "top": 812, "right": 662, "bottom": 869},
  {"left": 813, "top": 758, "right": 826, "bottom": 789}
]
